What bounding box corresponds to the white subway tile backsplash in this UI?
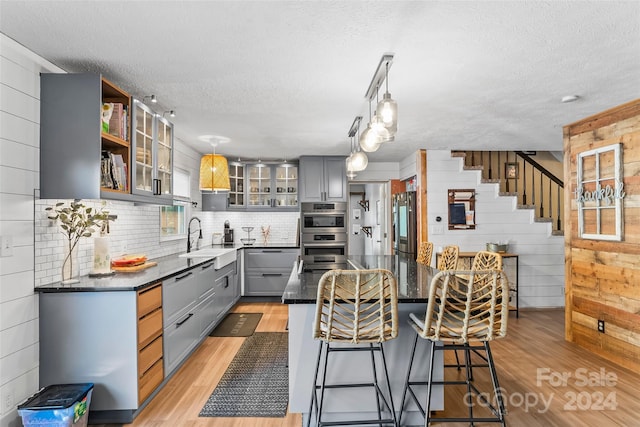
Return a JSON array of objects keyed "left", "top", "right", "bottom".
[{"left": 34, "top": 198, "right": 300, "bottom": 285}]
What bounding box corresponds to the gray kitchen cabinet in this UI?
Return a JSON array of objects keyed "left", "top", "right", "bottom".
[
  {"left": 40, "top": 73, "right": 130, "bottom": 200},
  {"left": 299, "top": 156, "right": 347, "bottom": 202},
  {"left": 215, "top": 262, "right": 239, "bottom": 317},
  {"left": 39, "top": 73, "right": 173, "bottom": 204},
  {"left": 39, "top": 285, "right": 164, "bottom": 423},
  {"left": 244, "top": 248, "right": 299, "bottom": 296},
  {"left": 131, "top": 98, "right": 174, "bottom": 201}
]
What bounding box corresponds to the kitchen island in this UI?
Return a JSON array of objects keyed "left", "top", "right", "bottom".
[{"left": 282, "top": 255, "right": 444, "bottom": 426}]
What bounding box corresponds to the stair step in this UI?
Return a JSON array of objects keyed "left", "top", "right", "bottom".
[
  {"left": 517, "top": 204, "right": 536, "bottom": 210},
  {"left": 551, "top": 230, "right": 564, "bottom": 236},
  {"left": 463, "top": 165, "right": 483, "bottom": 171},
  {"left": 499, "top": 192, "right": 518, "bottom": 197},
  {"left": 534, "top": 217, "right": 553, "bottom": 223},
  {"left": 451, "top": 152, "right": 466, "bottom": 158},
  {"left": 481, "top": 178, "right": 501, "bottom": 184}
]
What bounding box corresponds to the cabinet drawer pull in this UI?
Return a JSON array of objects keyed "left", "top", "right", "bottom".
[
  {"left": 201, "top": 262, "right": 214, "bottom": 270},
  {"left": 175, "top": 271, "right": 193, "bottom": 281},
  {"left": 263, "top": 250, "right": 282, "bottom": 253},
  {"left": 262, "top": 273, "right": 283, "bottom": 277},
  {"left": 176, "top": 313, "right": 194, "bottom": 327},
  {"left": 224, "top": 276, "right": 229, "bottom": 288}
]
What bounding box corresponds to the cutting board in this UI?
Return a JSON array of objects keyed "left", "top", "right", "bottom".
[{"left": 112, "top": 261, "right": 157, "bottom": 273}]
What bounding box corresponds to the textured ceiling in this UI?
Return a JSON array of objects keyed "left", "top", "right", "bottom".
[{"left": 1, "top": 1, "right": 639, "bottom": 162}]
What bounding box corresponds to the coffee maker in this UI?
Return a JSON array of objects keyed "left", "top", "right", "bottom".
[{"left": 223, "top": 220, "right": 234, "bottom": 246}]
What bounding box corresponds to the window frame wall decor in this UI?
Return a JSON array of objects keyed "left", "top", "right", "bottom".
[{"left": 576, "top": 143, "right": 625, "bottom": 241}]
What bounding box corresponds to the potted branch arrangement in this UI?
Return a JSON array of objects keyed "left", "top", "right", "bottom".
[{"left": 46, "top": 200, "right": 111, "bottom": 284}]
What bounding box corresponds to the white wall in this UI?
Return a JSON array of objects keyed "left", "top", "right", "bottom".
[
  {"left": 0, "top": 33, "right": 65, "bottom": 427},
  {"left": 426, "top": 150, "right": 565, "bottom": 308}
]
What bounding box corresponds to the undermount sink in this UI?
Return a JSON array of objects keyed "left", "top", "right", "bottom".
[{"left": 179, "top": 247, "right": 237, "bottom": 269}]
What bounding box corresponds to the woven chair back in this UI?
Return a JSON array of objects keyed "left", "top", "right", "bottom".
[
  {"left": 437, "top": 245, "right": 459, "bottom": 271},
  {"left": 314, "top": 269, "right": 398, "bottom": 344},
  {"left": 416, "top": 242, "right": 434, "bottom": 266},
  {"left": 471, "top": 250, "right": 503, "bottom": 271},
  {"left": 418, "top": 269, "right": 509, "bottom": 344}
]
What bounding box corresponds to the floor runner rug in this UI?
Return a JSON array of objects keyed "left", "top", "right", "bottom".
[{"left": 199, "top": 332, "right": 289, "bottom": 417}]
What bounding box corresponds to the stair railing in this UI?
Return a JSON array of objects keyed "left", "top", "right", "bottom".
[{"left": 457, "top": 150, "right": 564, "bottom": 233}]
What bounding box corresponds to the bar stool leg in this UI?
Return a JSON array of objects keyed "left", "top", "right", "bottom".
[
  {"left": 398, "top": 332, "right": 419, "bottom": 427},
  {"left": 464, "top": 346, "right": 475, "bottom": 427},
  {"left": 307, "top": 341, "right": 323, "bottom": 427},
  {"left": 484, "top": 342, "right": 507, "bottom": 426},
  {"left": 378, "top": 342, "right": 397, "bottom": 427},
  {"left": 424, "top": 341, "right": 436, "bottom": 427},
  {"left": 317, "top": 342, "right": 331, "bottom": 427},
  {"left": 368, "top": 343, "right": 383, "bottom": 424}
]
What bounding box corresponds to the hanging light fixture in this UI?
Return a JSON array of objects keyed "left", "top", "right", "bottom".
[
  {"left": 198, "top": 137, "right": 230, "bottom": 192},
  {"left": 359, "top": 100, "right": 382, "bottom": 152},
  {"left": 376, "top": 60, "right": 397, "bottom": 137},
  {"left": 348, "top": 116, "right": 367, "bottom": 172}
]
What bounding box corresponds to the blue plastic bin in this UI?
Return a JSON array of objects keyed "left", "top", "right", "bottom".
[{"left": 17, "top": 383, "right": 93, "bottom": 427}]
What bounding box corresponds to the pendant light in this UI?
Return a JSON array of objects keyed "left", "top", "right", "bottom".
[
  {"left": 199, "top": 138, "right": 230, "bottom": 192},
  {"left": 376, "top": 61, "right": 397, "bottom": 136},
  {"left": 359, "top": 101, "right": 382, "bottom": 152},
  {"left": 347, "top": 117, "right": 368, "bottom": 172}
]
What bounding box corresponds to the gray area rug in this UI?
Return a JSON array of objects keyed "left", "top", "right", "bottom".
[
  {"left": 209, "top": 312, "right": 263, "bottom": 337},
  {"left": 199, "top": 332, "right": 289, "bottom": 417}
]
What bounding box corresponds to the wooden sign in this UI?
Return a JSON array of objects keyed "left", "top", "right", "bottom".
[{"left": 575, "top": 143, "right": 625, "bottom": 241}]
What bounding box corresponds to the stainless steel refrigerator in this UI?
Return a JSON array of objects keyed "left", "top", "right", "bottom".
[{"left": 393, "top": 191, "right": 417, "bottom": 257}]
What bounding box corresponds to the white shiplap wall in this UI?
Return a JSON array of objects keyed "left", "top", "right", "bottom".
[
  {"left": 426, "top": 150, "right": 565, "bottom": 308},
  {"left": 0, "top": 34, "right": 64, "bottom": 427}
]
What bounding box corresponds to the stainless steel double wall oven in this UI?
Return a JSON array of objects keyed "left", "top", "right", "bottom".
[{"left": 300, "top": 202, "right": 348, "bottom": 271}]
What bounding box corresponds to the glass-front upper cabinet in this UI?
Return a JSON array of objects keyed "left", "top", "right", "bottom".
[
  {"left": 246, "top": 162, "right": 298, "bottom": 209},
  {"left": 131, "top": 98, "right": 173, "bottom": 200},
  {"left": 228, "top": 162, "right": 245, "bottom": 208},
  {"left": 247, "top": 163, "right": 272, "bottom": 207},
  {"left": 156, "top": 116, "right": 173, "bottom": 197},
  {"left": 274, "top": 164, "right": 298, "bottom": 208}
]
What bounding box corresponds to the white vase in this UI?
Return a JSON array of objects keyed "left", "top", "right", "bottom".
[
  {"left": 61, "top": 242, "right": 80, "bottom": 284},
  {"left": 92, "top": 237, "right": 111, "bottom": 274}
]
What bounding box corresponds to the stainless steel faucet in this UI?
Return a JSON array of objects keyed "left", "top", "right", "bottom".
[{"left": 187, "top": 216, "right": 203, "bottom": 253}]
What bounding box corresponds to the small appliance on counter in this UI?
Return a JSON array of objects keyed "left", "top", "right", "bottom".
[
  {"left": 224, "top": 220, "right": 234, "bottom": 246},
  {"left": 212, "top": 233, "right": 223, "bottom": 245}
]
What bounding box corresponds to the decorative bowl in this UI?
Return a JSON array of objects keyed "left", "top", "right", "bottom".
[{"left": 486, "top": 243, "right": 508, "bottom": 253}]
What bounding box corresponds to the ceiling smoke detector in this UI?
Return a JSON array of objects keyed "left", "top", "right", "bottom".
[{"left": 561, "top": 95, "right": 580, "bottom": 103}]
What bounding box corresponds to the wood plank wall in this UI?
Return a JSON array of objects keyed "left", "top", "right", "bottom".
[{"left": 564, "top": 98, "right": 640, "bottom": 372}]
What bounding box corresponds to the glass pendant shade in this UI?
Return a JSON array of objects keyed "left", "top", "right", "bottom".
[
  {"left": 199, "top": 154, "right": 231, "bottom": 191},
  {"left": 345, "top": 155, "right": 354, "bottom": 172},
  {"left": 359, "top": 124, "right": 381, "bottom": 152},
  {"left": 377, "top": 92, "right": 397, "bottom": 135},
  {"left": 350, "top": 151, "right": 368, "bottom": 171},
  {"left": 346, "top": 169, "right": 358, "bottom": 179}
]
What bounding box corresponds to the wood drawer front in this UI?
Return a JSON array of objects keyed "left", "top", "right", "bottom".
[
  {"left": 138, "top": 335, "right": 163, "bottom": 378},
  {"left": 138, "top": 283, "right": 162, "bottom": 318},
  {"left": 138, "top": 358, "right": 163, "bottom": 405},
  {"left": 138, "top": 308, "right": 163, "bottom": 348}
]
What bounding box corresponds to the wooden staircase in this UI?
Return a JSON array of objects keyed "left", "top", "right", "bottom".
[{"left": 452, "top": 150, "right": 564, "bottom": 235}]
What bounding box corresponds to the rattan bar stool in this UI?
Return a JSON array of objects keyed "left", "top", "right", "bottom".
[
  {"left": 437, "top": 245, "right": 459, "bottom": 271},
  {"left": 307, "top": 269, "right": 399, "bottom": 427},
  {"left": 399, "top": 269, "right": 509, "bottom": 427},
  {"left": 417, "top": 242, "right": 434, "bottom": 266}
]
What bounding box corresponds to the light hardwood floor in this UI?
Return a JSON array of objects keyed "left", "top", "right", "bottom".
[{"left": 102, "top": 302, "right": 639, "bottom": 427}]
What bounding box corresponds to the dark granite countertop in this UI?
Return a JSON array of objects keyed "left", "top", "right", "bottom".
[
  {"left": 282, "top": 255, "right": 439, "bottom": 304},
  {"left": 35, "top": 253, "right": 227, "bottom": 293}
]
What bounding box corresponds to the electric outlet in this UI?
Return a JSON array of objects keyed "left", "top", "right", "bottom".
[
  {"left": 3, "top": 390, "right": 14, "bottom": 411},
  {"left": 597, "top": 319, "right": 605, "bottom": 333}
]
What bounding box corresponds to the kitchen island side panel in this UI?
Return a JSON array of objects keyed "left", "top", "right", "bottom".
[
  {"left": 39, "top": 291, "right": 139, "bottom": 410},
  {"left": 288, "top": 303, "right": 443, "bottom": 426}
]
